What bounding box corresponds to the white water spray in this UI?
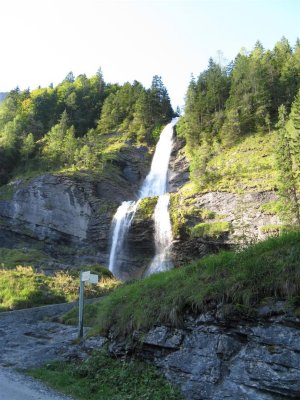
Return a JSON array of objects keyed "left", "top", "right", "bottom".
[
  {"left": 108, "top": 118, "right": 178, "bottom": 279},
  {"left": 108, "top": 201, "right": 138, "bottom": 277},
  {"left": 144, "top": 193, "right": 173, "bottom": 276}
]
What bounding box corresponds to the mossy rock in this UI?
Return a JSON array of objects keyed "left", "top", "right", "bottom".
[
  {"left": 135, "top": 197, "right": 158, "bottom": 220},
  {"left": 190, "top": 221, "right": 231, "bottom": 239},
  {"left": 170, "top": 192, "right": 220, "bottom": 239}
]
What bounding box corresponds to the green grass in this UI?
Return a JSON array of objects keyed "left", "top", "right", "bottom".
[
  {"left": 190, "top": 221, "right": 231, "bottom": 239},
  {"left": 30, "top": 351, "right": 183, "bottom": 400},
  {"left": 0, "top": 247, "right": 49, "bottom": 268},
  {"left": 80, "top": 231, "right": 300, "bottom": 338},
  {"left": 0, "top": 266, "right": 120, "bottom": 311},
  {"left": 188, "top": 132, "right": 279, "bottom": 193},
  {"left": 260, "top": 224, "right": 287, "bottom": 234},
  {"left": 259, "top": 200, "right": 281, "bottom": 216}
]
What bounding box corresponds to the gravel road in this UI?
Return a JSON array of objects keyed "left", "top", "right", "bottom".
[
  {"left": 0, "top": 367, "right": 73, "bottom": 400},
  {"left": 0, "top": 300, "right": 105, "bottom": 399}
]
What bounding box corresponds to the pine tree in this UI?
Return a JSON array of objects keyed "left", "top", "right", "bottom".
[{"left": 275, "top": 105, "right": 300, "bottom": 225}]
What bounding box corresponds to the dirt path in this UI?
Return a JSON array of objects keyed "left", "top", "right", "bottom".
[
  {"left": 0, "top": 367, "right": 73, "bottom": 400},
  {"left": 0, "top": 300, "right": 105, "bottom": 399},
  {"left": 0, "top": 302, "right": 82, "bottom": 369}
]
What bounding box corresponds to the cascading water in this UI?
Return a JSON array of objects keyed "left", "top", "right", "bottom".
[
  {"left": 108, "top": 117, "right": 178, "bottom": 279},
  {"left": 108, "top": 201, "right": 138, "bottom": 277},
  {"left": 144, "top": 193, "right": 173, "bottom": 276}
]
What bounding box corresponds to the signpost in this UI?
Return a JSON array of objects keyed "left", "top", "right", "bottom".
[{"left": 78, "top": 271, "right": 99, "bottom": 338}]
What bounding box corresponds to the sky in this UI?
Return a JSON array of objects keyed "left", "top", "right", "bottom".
[{"left": 0, "top": 0, "right": 299, "bottom": 108}]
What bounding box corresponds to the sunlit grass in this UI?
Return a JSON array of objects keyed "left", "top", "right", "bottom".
[
  {"left": 186, "top": 132, "right": 278, "bottom": 194},
  {"left": 78, "top": 231, "right": 300, "bottom": 338},
  {"left": 0, "top": 266, "right": 120, "bottom": 311}
]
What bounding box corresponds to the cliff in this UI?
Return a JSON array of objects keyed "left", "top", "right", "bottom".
[
  {"left": 0, "top": 131, "right": 283, "bottom": 276},
  {"left": 0, "top": 144, "right": 152, "bottom": 271}
]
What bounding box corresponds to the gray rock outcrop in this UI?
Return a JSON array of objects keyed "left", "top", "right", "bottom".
[
  {"left": 110, "top": 306, "right": 300, "bottom": 399},
  {"left": 171, "top": 190, "right": 281, "bottom": 266},
  {"left": 0, "top": 144, "right": 152, "bottom": 269}
]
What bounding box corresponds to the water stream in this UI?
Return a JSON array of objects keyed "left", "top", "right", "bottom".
[{"left": 108, "top": 118, "right": 178, "bottom": 279}]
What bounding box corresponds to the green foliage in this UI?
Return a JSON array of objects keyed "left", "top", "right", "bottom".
[
  {"left": 275, "top": 97, "right": 300, "bottom": 225},
  {"left": 260, "top": 224, "right": 287, "bottom": 235},
  {"left": 0, "top": 183, "right": 15, "bottom": 200},
  {"left": 190, "top": 221, "right": 231, "bottom": 239},
  {"left": 259, "top": 200, "right": 281, "bottom": 215},
  {"left": 179, "top": 38, "right": 300, "bottom": 187},
  {"left": 135, "top": 197, "right": 158, "bottom": 220},
  {"left": 185, "top": 132, "right": 278, "bottom": 193},
  {"left": 85, "top": 231, "right": 300, "bottom": 338},
  {"left": 0, "top": 247, "right": 48, "bottom": 268},
  {"left": 30, "top": 351, "right": 183, "bottom": 400},
  {"left": 0, "top": 72, "right": 172, "bottom": 184},
  {"left": 0, "top": 267, "right": 64, "bottom": 310},
  {"left": 169, "top": 193, "right": 220, "bottom": 239},
  {"left": 0, "top": 266, "right": 120, "bottom": 311},
  {"left": 98, "top": 76, "right": 173, "bottom": 143}
]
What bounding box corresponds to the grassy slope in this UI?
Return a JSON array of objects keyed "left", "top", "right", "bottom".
[
  {"left": 169, "top": 131, "right": 281, "bottom": 241},
  {"left": 63, "top": 231, "right": 300, "bottom": 338},
  {"left": 0, "top": 266, "right": 120, "bottom": 311},
  {"left": 181, "top": 131, "right": 278, "bottom": 197}
]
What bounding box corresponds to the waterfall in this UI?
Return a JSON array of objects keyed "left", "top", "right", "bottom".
[
  {"left": 144, "top": 193, "right": 173, "bottom": 276},
  {"left": 108, "top": 200, "right": 138, "bottom": 277},
  {"left": 108, "top": 117, "right": 178, "bottom": 279}
]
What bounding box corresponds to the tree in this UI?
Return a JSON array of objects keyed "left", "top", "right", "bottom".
[
  {"left": 130, "top": 91, "right": 152, "bottom": 141},
  {"left": 20, "top": 133, "right": 35, "bottom": 162},
  {"left": 275, "top": 105, "right": 300, "bottom": 225},
  {"left": 149, "top": 75, "right": 173, "bottom": 125},
  {"left": 220, "top": 109, "right": 240, "bottom": 147},
  {"left": 42, "top": 111, "right": 70, "bottom": 165}
]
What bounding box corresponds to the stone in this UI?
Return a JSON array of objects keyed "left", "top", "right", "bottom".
[
  {"left": 116, "top": 310, "right": 300, "bottom": 400},
  {"left": 0, "top": 143, "right": 152, "bottom": 273}
]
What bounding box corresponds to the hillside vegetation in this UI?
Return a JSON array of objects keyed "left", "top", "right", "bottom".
[
  {"left": 60, "top": 231, "right": 300, "bottom": 338},
  {"left": 176, "top": 38, "right": 300, "bottom": 228},
  {"left": 1, "top": 38, "right": 300, "bottom": 310},
  {"left": 0, "top": 265, "right": 119, "bottom": 311},
  {"left": 0, "top": 72, "right": 174, "bottom": 185}
]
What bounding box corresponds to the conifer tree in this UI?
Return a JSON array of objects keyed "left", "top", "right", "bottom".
[{"left": 276, "top": 105, "right": 300, "bottom": 225}]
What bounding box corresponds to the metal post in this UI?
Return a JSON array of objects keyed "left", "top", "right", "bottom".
[{"left": 78, "top": 271, "right": 84, "bottom": 338}]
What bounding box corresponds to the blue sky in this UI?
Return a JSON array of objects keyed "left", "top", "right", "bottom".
[{"left": 0, "top": 0, "right": 299, "bottom": 108}]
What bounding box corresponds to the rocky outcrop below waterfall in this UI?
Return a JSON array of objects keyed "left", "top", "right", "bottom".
[
  {"left": 170, "top": 190, "right": 281, "bottom": 266},
  {"left": 0, "top": 144, "right": 152, "bottom": 270},
  {"left": 108, "top": 303, "right": 300, "bottom": 400},
  {"left": 167, "top": 137, "right": 281, "bottom": 266}
]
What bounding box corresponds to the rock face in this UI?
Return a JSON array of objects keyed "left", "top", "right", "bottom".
[
  {"left": 0, "top": 132, "right": 282, "bottom": 275},
  {"left": 112, "top": 306, "right": 300, "bottom": 400},
  {"left": 169, "top": 137, "right": 190, "bottom": 192},
  {"left": 0, "top": 145, "right": 152, "bottom": 269},
  {"left": 170, "top": 190, "right": 281, "bottom": 266}
]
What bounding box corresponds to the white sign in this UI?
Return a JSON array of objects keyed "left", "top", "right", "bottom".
[
  {"left": 89, "top": 273, "right": 99, "bottom": 284},
  {"left": 81, "top": 271, "right": 90, "bottom": 282}
]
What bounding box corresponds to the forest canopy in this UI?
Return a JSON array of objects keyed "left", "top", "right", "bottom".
[
  {"left": 0, "top": 71, "right": 173, "bottom": 184},
  {"left": 177, "top": 37, "right": 300, "bottom": 186}
]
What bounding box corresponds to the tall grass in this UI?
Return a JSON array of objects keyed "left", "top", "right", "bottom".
[
  {"left": 0, "top": 266, "right": 120, "bottom": 311},
  {"left": 88, "top": 231, "right": 300, "bottom": 338}
]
